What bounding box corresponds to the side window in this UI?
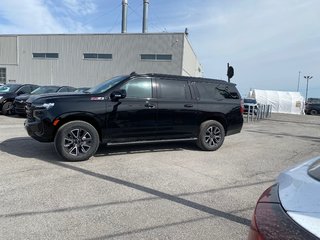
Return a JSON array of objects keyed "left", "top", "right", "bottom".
[
  {"left": 195, "top": 82, "right": 219, "bottom": 101},
  {"left": 216, "top": 84, "right": 240, "bottom": 99},
  {"left": 18, "top": 85, "right": 31, "bottom": 94},
  {"left": 121, "top": 78, "right": 152, "bottom": 99},
  {"left": 58, "top": 87, "right": 68, "bottom": 92},
  {"left": 157, "top": 79, "right": 190, "bottom": 100},
  {"left": 196, "top": 82, "right": 240, "bottom": 100}
]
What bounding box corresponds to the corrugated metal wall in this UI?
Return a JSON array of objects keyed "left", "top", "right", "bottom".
[
  {"left": 0, "top": 36, "right": 18, "bottom": 65},
  {"left": 182, "top": 36, "right": 203, "bottom": 77},
  {"left": 0, "top": 33, "right": 201, "bottom": 87}
]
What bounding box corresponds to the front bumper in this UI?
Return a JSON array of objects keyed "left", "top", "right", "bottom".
[{"left": 24, "top": 115, "right": 55, "bottom": 143}]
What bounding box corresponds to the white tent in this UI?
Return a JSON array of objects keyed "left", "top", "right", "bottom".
[{"left": 248, "top": 89, "right": 305, "bottom": 115}]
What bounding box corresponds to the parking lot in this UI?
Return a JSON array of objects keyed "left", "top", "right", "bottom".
[{"left": 0, "top": 113, "right": 319, "bottom": 240}]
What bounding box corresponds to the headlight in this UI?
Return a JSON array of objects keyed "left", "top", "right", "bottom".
[{"left": 34, "top": 102, "right": 55, "bottom": 110}]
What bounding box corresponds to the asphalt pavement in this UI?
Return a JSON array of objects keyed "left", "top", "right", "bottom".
[{"left": 0, "top": 113, "right": 319, "bottom": 239}]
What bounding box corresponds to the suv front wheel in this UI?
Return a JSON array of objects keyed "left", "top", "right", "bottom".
[
  {"left": 54, "top": 120, "right": 100, "bottom": 161},
  {"left": 197, "top": 120, "right": 225, "bottom": 151}
]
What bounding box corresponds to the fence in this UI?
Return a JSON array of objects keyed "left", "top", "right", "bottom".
[{"left": 244, "top": 104, "right": 272, "bottom": 122}]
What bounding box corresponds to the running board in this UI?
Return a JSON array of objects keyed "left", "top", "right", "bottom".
[{"left": 107, "top": 138, "right": 197, "bottom": 146}]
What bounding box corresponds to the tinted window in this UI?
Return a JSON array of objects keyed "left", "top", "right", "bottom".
[
  {"left": 32, "top": 86, "right": 60, "bottom": 94},
  {"left": 121, "top": 78, "right": 152, "bottom": 99},
  {"left": 196, "top": 82, "right": 219, "bottom": 101},
  {"left": 244, "top": 98, "right": 257, "bottom": 104},
  {"left": 216, "top": 84, "right": 240, "bottom": 99},
  {"left": 18, "top": 85, "right": 31, "bottom": 94},
  {"left": 157, "top": 79, "right": 190, "bottom": 100}
]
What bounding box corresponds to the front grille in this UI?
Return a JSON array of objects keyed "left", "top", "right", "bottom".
[{"left": 25, "top": 103, "right": 35, "bottom": 121}]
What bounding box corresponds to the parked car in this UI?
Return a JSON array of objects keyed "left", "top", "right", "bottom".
[
  {"left": 24, "top": 72, "right": 243, "bottom": 161},
  {"left": 248, "top": 156, "right": 320, "bottom": 240},
  {"left": 0, "top": 84, "right": 39, "bottom": 115},
  {"left": 243, "top": 98, "right": 258, "bottom": 115},
  {"left": 305, "top": 99, "right": 320, "bottom": 115},
  {"left": 13, "top": 85, "right": 77, "bottom": 116}
]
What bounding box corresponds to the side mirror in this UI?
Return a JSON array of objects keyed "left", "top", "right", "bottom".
[{"left": 110, "top": 89, "right": 126, "bottom": 101}]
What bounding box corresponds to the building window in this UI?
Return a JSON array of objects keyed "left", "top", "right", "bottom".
[
  {"left": 140, "top": 54, "right": 172, "bottom": 61},
  {"left": 83, "top": 53, "right": 112, "bottom": 60},
  {"left": 33, "top": 53, "right": 59, "bottom": 59},
  {"left": 0, "top": 68, "right": 6, "bottom": 84}
]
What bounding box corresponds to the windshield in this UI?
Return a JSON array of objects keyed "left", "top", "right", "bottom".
[
  {"left": 0, "top": 84, "right": 20, "bottom": 93},
  {"left": 31, "top": 86, "right": 60, "bottom": 94},
  {"left": 244, "top": 98, "right": 257, "bottom": 104},
  {"left": 87, "top": 75, "right": 128, "bottom": 94}
]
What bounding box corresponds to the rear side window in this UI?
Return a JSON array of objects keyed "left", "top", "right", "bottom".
[
  {"left": 195, "top": 82, "right": 219, "bottom": 101},
  {"left": 121, "top": 78, "right": 152, "bottom": 99},
  {"left": 216, "top": 84, "right": 240, "bottom": 99},
  {"left": 157, "top": 79, "right": 191, "bottom": 100}
]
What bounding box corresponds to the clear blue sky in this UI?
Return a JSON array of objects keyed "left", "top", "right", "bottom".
[{"left": 0, "top": 0, "right": 319, "bottom": 98}]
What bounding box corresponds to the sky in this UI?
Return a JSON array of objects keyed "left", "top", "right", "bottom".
[{"left": 0, "top": 0, "right": 319, "bottom": 98}]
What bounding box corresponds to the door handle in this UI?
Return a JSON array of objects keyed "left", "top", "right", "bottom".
[
  {"left": 145, "top": 103, "right": 155, "bottom": 109},
  {"left": 184, "top": 104, "right": 193, "bottom": 108}
]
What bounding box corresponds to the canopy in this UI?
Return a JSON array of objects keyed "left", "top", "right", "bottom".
[{"left": 248, "top": 89, "right": 305, "bottom": 115}]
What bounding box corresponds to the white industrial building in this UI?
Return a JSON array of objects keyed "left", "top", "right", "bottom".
[{"left": 0, "top": 32, "right": 202, "bottom": 87}]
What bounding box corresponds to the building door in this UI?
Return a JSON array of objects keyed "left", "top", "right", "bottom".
[{"left": 0, "top": 68, "right": 6, "bottom": 84}]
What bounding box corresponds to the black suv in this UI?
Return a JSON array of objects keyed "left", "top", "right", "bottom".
[
  {"left": 0, "top": 84, "right": 39, "bottom": 115},
  {"left": 25, "top": 73, "right": 243, "bottom": 161}
]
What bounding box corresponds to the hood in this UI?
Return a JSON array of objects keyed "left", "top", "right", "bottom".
[
  {"left": 15, "top": 94, "right": 31, "bottom": 101},
  {"left": 27, "top": 91, "right": 82, "bottom": 103},
  {"left": 0, "top": 92, "right": 16, "bottom": 98}
]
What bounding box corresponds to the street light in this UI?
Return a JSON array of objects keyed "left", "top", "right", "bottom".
[{"left": 304, "top": 75, "right": 313, "bottom": 100}]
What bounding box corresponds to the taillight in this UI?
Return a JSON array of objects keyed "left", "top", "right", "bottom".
[
  {"left": 248, "top": 184, "right": 319, "bottom": 240},
  {"left": 240, "top": 99, "right": 244, "bottom": 114}
]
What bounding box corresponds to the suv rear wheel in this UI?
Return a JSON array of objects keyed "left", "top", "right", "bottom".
[
  {"left": 54, "top": 121, "right": 99, "bottom": 161},
  {"left": 197, "top": 120, "right": 225, "bottom": 151}
]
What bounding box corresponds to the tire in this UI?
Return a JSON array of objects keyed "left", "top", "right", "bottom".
[
  {"left": 54, "top": 121, "right": 100, "bottom": 161},
  {"left": 2, "top": 102, "right": 13, "bottom": 115},
  {"left": 310, "top": 109, "right": 318, "bottom": 115},
  {"left": 196, "top": 120, "right": 225, "bottom": 151}
]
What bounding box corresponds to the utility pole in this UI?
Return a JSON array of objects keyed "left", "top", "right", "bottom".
[
  {"left": 297, "top": 71, "right": 301, "bottom": 92},
  {"left": 304, "top": 75, "right": 313, "bottom": 100}
]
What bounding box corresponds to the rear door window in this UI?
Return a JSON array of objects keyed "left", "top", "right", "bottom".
[{"left": 157, "top": 79, "right": 191, "bottom": 100}]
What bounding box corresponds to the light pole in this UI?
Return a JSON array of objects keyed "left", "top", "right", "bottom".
[
  {"left": 304, "top": 75, "right": 313, "bottom": 100},
  {"left": 297, "top": 71, "right": 301, "bottom": 91}
]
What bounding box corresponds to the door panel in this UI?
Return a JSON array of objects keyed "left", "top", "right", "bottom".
[
  {"left": 155, "top": 78, "right": 198, "bottom": 139},
  {"left": 106, "top": 77, "right": 157, "bottom": 141}
]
